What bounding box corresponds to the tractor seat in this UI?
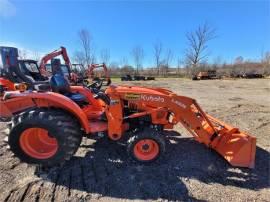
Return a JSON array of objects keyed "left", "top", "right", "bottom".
[
  {"left": 49, "top": 59, "right": 90, "bottom": 106},
  {"left": 49, "top": 64, "right": 88, "bottom": 106},
  {"left": 64, "top": 92, "right": 88, "bottom": 106}
]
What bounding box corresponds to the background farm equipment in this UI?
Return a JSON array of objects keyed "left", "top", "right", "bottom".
[
  {"left": 121, "top": 74, "right": 133, "bottom": 81},
  {"left": 121, "top": 74, "right": 155, "bottom": 81},
  {"left": 242, "top": 73, "right": 263, "bottom": 79},
  {"left": 0, "top": 46, "right": 51, "bottom": 91},
  {"left": 0, "top": 46, "right": 112, "bottom": 95},
  {"left": 146, "top": 76, "right": 155, "bottom": 80},
  {"left": 85, "top": 63, "right": 111, "bottom": 86},
  {"left": 192, "top": 70, "right": 218, "bottom": 80},
  {"left": 134, "top": 75, "right": 146, "bottom": 80}
]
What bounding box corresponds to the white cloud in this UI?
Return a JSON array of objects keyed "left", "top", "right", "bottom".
[
  {"left": 0, "top": 41, "right": 69, "bottom": 63},
  {"left": 0, "top": 0, "right": 16, "bottom": 17},
  {"left": 0, "top": 41, "right": 43, "bottom": 60},
  {"left": 0, "top": 41, "right": 19, "bottom": 47}
]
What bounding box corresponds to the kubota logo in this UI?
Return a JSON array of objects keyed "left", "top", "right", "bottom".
[{"left": 141, "top": 95, "right": 165, "bottom": 102}]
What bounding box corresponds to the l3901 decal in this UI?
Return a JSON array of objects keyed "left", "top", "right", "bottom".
[{"left": 141, "top": 95, "right": 165, "bottom": 102}]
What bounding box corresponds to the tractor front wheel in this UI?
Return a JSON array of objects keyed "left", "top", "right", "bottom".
[
  {"left": 8, "top": 109, "right": 82, "bottom": 167},
  {"left": 127, "top": 129, "right": 165, "bottom": 163}
]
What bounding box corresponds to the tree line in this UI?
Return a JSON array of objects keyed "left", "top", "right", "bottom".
[{"left": 19, "top": 23, "right": 270, "bottom": 78}]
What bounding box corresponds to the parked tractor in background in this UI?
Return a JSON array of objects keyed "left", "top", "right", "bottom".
[
  {"left": 242, "top": 73, "right": 263, "bottom": 79},
  {"left": 192, "top": 70, "right": 218, "bottom": 80},
  {"left": 0, "top": 46, "right": 112, "bottom": 94},
  {"left": 121, "top": 74, "right": 133, "bottom": 81},
  {"left": 121, "top": 75, "right": 155, "bottom": 81},
  {"left": 0, "top": 47, "right": 50, "bottom": 92}
]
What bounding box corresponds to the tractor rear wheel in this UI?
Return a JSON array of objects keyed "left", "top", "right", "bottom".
[
  {"left": 127, "top": 129, "right": 165, "bottom": 163},
  {"left": 8, "top": 109, "right": 82, "bottom": 167}
]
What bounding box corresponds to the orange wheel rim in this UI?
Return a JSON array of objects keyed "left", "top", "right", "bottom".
[
  {"left": 19, "top": 128, "right": 58, "bottom": 159},
  {"left": 133, "top": 139, "right": 159, "bottom": 161}
]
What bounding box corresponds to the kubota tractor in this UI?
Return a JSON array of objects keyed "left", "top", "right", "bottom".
[{"left": 0, "top": 49, "right": 256, "bottom": 169}]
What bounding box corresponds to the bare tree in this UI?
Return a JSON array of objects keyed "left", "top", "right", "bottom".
[
  {"left": 100, "top": 49, "right": 110, "bottom": 64},
  {"left": 177, "top": 57, "right": 183, "bottom": 76},
  {"left": 163, "top": 49, "right": 173, "bottom": 76},
  {"left": 73, "top": 51, "right": 85, "bottom": 65},
  {"left": 212, "top": 56, "right": 222, "bottom": 69},
  {"left": 234, "top": 56, "right": 245, "bottom": 73},
  {"left": 109, "top": 61, "right": 120, "bottom": 76},
  {"left": 120, "top": 57, "right": 129, "bottom": 67},
  {"left": 121, "top": 65, "right": 134, "bottom": 75},
  {"left": 153, "top": 41, "right": 163, "bottom": 75},
  {"left": 185, "top": 23, "right": 216, "bottom": 71},
  {"left": 263, "top": 51, "right": 270, "bottom": 64},
  {"left": 18, "top": 49, "right": 28, "bottom": 59},
  {"left": 78, "top": 29, "right": 95, "bottom": 65},
  {"left": 234, "top": 56, "right": 244, "bottom": 64},
  {"left": 33, "top": 51, "right": 40, "bottom": 61},
  {"left": 261, "top": 50, "right": 270, "bottom": 75},
  {"left": 131, "top": 46, "right": 144, "bottom": 74}
]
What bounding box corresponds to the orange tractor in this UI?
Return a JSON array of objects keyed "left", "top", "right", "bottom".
[
  {"left": 0, "top": 47, "right": 256, "bottom": 169},
  {"left": 0, "top": 46, "right": 50, "bottom": 92},
  {"left": 0, "top": 46, "right": 73, "bottom": 91}
]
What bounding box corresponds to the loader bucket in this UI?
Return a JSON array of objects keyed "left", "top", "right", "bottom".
[{"left": 208, "top": 115, "right": 256, "bottom": 168}]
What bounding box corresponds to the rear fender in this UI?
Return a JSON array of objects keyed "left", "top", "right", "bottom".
[
  {"left": 0, "top": 78, "right": 15, "bottom": 91},
  {"left": 3, "top": 91, "right": 90, "bottom": 133}
]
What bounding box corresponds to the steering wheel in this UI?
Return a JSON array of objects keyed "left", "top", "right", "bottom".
[
  {"left": 83, "top": 79, "right": 103, "bottom": 95},
  {"left": 87, "top": 79, "right": 103, "bottom": 89},
  {"left": 83, "top": 80, "right": 110, "bottom": 105}
]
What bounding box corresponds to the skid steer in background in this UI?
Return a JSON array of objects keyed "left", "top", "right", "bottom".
[{"left": 0, "top": 48, "right": 256, "bottom": 169}]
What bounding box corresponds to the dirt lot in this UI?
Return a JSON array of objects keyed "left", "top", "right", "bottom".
[{"left": 0, "top": 78, "right": 269, "bottom": 201}]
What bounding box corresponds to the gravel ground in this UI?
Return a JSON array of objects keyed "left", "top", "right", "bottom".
[{"left": 0, "top": 78, "right": 269, "bottom": 201}]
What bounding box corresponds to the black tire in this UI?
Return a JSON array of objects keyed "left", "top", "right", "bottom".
[
  {"left": 127, "top": 129, "right": 165, "bottom": 163},
  {"left": 8, "top": 108, "right": 82, "bottom": 167}
]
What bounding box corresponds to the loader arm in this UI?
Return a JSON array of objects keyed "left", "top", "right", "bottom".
[{"left": 106, "top": 86, "right": 256, "bottom": 168}]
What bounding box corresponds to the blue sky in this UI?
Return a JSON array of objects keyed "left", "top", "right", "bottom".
[{"left": 0, "top": 0, "right": 269, "bottom": 67}]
